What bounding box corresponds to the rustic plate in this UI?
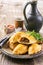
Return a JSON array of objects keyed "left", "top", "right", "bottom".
[{"left": 0, "top": 37, "right": 43, "bottom": 59}]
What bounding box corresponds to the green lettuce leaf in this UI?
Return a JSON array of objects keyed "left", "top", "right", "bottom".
[{"left": 26, "top": 30, "right": 43, "bottom": 41}]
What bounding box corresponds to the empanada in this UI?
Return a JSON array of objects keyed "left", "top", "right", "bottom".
[
  {"left": 13, "top": 44, "right": 28, "bottom": 54},
  {"left": 9, "top": 32, "right": 26, "bottom": 50},
  {"left": 28, "top": 36, "right": 37, "bottom": 44},
  {"left": 18, "top": 35, "right": 37, "bottom": 44},
  {"left": 9, "top": 32, "right": 25, "bottom": 44},
  {"left": 28, "top": 43, "right": 41, "bottom": 55},
  {"left": 9, "top": 42, "right": 18, "bottom": 50}
]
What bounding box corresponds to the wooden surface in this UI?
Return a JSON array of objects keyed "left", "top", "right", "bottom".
[{"left": 0, "top": 0, "right": 43, "bottom": 65}]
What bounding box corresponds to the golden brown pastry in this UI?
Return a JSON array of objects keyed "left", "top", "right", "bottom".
[
  {"left": 13, "top": 44, "right": 28, "bottom": 54},
  {"left": 28, "top": 43, "right": 41, "bottom": 55},
  {"left": 28, "top": 36, "right": 37, "bottom": 44},
  {"left": 9, "top": 32, "right": 25, "bottom": 44},
  {"left": 9, "top": 42, "right": 18, "bottom": 50},
  {"left": 18, "top": 34, "right": 37, "bottom": 44},
  {"left": 9, "top": 32, "right": 26, "bottom": 50}
]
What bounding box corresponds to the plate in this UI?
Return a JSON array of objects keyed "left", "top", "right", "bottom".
[
  {"left": 1, "top": 48, "right": 43, "bottom": 59},
  {"left": 0, "top": 36, "right": 43, "bottom": 59}
]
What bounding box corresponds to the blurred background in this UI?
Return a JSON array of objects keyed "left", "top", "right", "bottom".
[{"left": 0, "top": 0, "right": 43, "bottom": 38}]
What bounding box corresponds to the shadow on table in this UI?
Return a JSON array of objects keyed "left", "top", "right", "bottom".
[{"left": 4, "top": 55, "right": 34, "bottom": 65}]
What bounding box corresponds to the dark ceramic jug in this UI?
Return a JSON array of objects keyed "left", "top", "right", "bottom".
[{"left": 23, "top": 1, "right": 43, "bottom": 32}]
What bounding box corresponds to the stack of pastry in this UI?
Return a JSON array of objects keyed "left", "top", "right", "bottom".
[{"left": 8, "top": 32, "right": 42, "bottom": 55}]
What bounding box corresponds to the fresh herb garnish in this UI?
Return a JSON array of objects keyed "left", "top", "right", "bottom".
[{"left": 26, "top": 30, "right": 43, "bottom": 41}]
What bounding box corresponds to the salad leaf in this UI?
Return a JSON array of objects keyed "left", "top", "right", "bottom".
[{"left": 26, "top": 30, "right": 43, "bottom": 41}]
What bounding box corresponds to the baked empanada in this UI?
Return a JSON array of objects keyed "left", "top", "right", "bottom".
[
  {"left": 13, "top": 44, "right": 28, "bottom": 54},
  {"left": 9, "top": 32, "right": 26, "bottom": 50},
  {"left": 9, "top": 32, "right": 25, "bottom": 44},
  {"left": 28, "top": 43, "right": 41, "bottom": 55},
  {"left": 28, "top": 36, "right": 37, "bottom": 44},
  {"left": 9, "top": 42, "right": 18, "bottom": 50},
  {"left": 18, "top": 35, "right": 37, "bottom": 44}
]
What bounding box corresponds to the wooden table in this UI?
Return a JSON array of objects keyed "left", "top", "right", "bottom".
[{"left": 0, "top": 0, "right": 43, "bottom": 64}]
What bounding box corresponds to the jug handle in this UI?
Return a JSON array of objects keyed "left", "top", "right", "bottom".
[{"left": 23, "top": 2, "right": 32, "bottom": 23}]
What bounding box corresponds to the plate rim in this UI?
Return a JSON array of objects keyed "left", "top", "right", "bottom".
[{"left": 1, "top": 48, "right": 43, "bottom": 59}]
